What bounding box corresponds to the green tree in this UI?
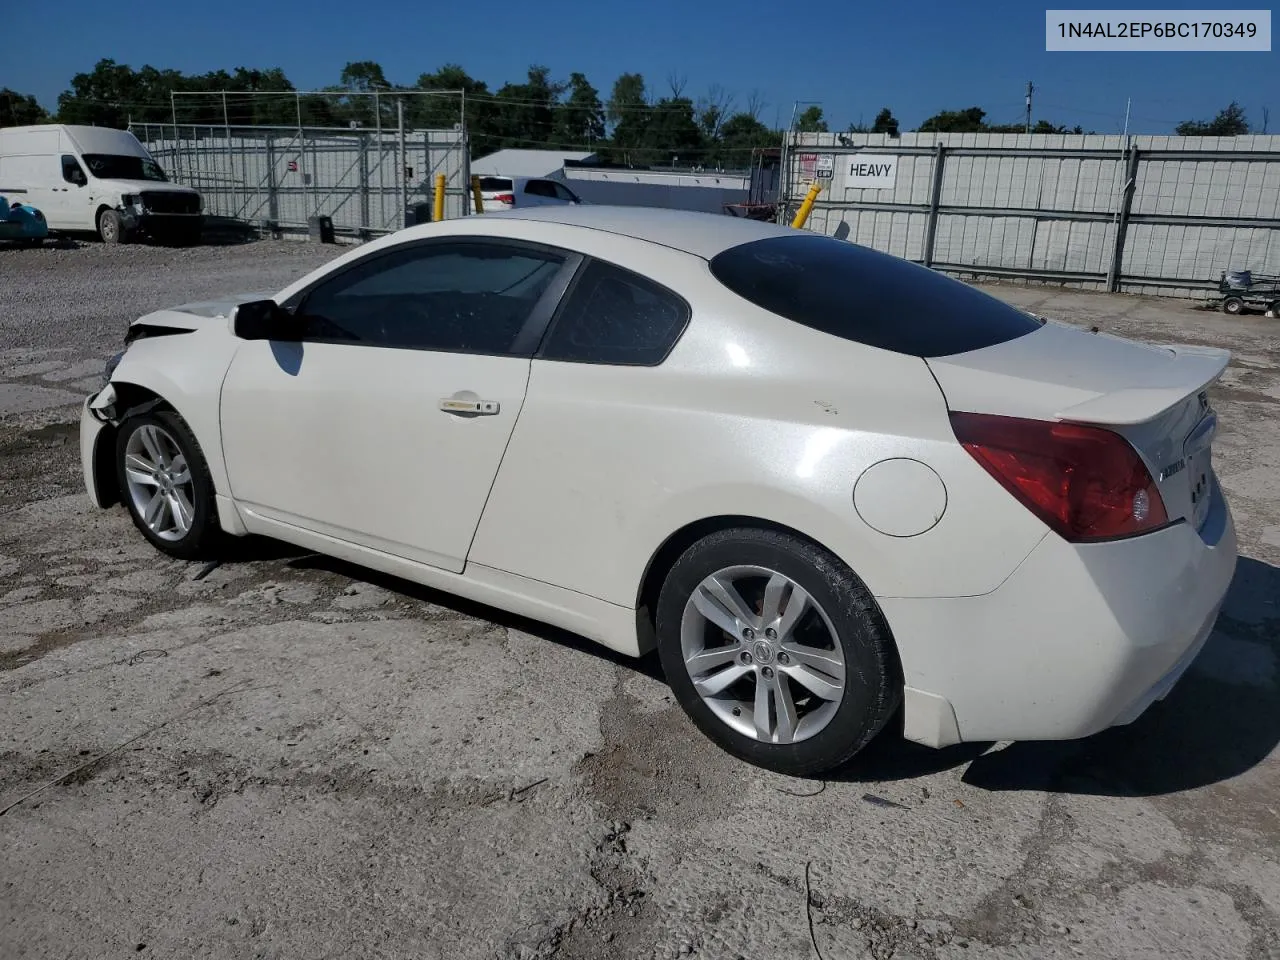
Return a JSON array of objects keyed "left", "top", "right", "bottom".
[
  {"left": 1029, "top": 120, "right": 1085, "bottom": 134},
  {"left": 871, "top": 107, "right": 898, "bottom": 135},
  {"left": 643, "top": 97, "right": 704, "bottom": 165},
  {"left": 413, "top": 64, "right": 491, "bottom": 138},
  {"left": 605, "top": 73, "right": 650, "bottom": 164},
  {"left": 331, "top": 60, "right": 392, "bottom": 126},
  {"left": 1, "top": 89, "right": 49, "bottom": 126},
  {"left": 714, "top": 112, "right": 778, "bottom": 166},
  {"left": 795, "top": 105, "right": 827, "bottom": 132},
  {"left": 490, "top": 65, "right": 564, "bottom": 149},
  {"left": 553, "top": 71, "right": 604, "bottom": 146},
  {"left": 57, "top": 59, "right": 168, "bottom": 126},
  {"left": 1176, "top": 101, "right": 1249, "bottom": 136},
  {"left": 918, "top": 106, "right": 988, "bottom": 132}
]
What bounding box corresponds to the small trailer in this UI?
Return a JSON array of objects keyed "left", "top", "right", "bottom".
[{"left": 1218, "top": 269, "right": 1280, "bottom": 316}]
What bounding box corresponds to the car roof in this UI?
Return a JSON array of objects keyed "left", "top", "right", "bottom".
[{"left": 479, "top": 205, "right": 800, "bottom": 259}]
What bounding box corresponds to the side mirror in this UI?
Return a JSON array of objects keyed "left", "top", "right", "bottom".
[{"left": 232, "top": 299, "right": 301, "bottom": 341}]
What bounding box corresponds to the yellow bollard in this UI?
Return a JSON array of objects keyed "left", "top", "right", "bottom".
[
  {"left": 433, "top": 172, "right": 447, "bottom": 222},
  {"left": 470, "top": 175, "right": 484, "bottom": 215},
  {"left": 791, "top": 180, "right": 823, "bottom": 229}
]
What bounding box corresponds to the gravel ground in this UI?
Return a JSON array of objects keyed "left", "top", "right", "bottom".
[
  {"left": 0, "top": 239, "right": 342, "bottom": 355},
  {"left": 1, "top": 242, "right": 1278, "bottom": 960}
]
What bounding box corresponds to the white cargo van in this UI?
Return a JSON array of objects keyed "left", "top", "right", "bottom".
[{"left": 0, "top": 124, "right": 203, "bottom": 243}]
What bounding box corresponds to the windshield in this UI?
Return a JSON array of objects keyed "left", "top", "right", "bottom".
[
  {"left": 81, "top": 154, "right": 168, "bottom": 182},
  {"left": 709, "top": 234, "right": 1043, "bottom": 358}
]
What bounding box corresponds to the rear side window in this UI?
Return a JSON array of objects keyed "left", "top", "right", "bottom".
[
  {"left": 708, "top": 234, "right": 1042, "bottom": 358},
  {"left": 524, "top": 180, "right": 557, "bottom": 198},
  {"left": 551, "top": 182, "right": 579, "bottom": 202},
  {"left": 540, "top": 260, "right": 690, "bottom": 366}
]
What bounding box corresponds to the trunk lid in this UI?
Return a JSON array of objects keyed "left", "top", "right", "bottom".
[{"left": 927, "top": 321, "right": 1229, "bottom": 531}]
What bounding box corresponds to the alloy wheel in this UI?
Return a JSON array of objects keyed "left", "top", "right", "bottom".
[
  {"left": 679, "top": 564, "right": 846, "bottom": 744},
  {"left": 122, "top": 424, "right": 196, "bottom": 541}
]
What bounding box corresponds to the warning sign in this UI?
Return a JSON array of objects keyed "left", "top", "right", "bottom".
[
  {"left": 816, "top": 155, "right": 834, "bottom": 179},
  {"left": 799, "top": 153, "right": 817, "bottom": 178}
]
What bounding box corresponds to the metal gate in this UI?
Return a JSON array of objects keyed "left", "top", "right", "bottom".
[
  {"left": 780, "top": 132, "right": 1280, "bottom": 298},
  {"left": 130, "top": 122, "right": 471, "bottom": 237}
]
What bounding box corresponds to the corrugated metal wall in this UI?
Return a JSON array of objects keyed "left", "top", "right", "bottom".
[
  {"left": 561, "top": 168, "right": 751, "bottom": 214},
  {"left": 785, "top": 132, "right": 1280, "bottom": 297},
  {"left": 130, "top": 124, "right": 471, "bottom": 235}
]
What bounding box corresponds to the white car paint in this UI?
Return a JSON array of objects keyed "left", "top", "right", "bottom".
[
  {"left": 80, "top": 205, "right": 1237, "bottom": 752},
  {"left": 470, "top": 175, "right": 583, "bottom": 213},
  {"left": 0, "top": 124, "right": 201, "bottom": 235}
]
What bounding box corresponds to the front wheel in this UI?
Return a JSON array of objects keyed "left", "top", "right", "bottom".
[
  {"left": 1222, "top": 296, "right": 1245, "bottom": 315},
  {"left": 98, "top": 208, "right": 129, "bottom": 244},
  {"left": 114, "top": 408, "right": 222, "bottom": 560},
  {"left": 656, "top": 528, "right": 901, "bottom": 776}
]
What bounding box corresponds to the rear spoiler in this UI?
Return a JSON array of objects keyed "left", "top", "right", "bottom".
[{"left": 1054, "top": 345, "right": 1230, "bottom": 426}]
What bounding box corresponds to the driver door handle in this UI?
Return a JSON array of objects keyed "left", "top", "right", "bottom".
[{"left": 439, "top": 398, "right": 500, "bottom": 416}]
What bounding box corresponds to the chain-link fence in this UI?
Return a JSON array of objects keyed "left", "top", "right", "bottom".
[
  {"left": 130, "top": 120, "right": 470, "bottom": 238},
  {"left": 781, "top": 132, "right": 1280, "bottom": 298}
]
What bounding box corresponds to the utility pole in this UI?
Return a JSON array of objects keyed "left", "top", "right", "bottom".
[
  {"left": 1025, "top": 81, "right": 1034, "bottom": 133},
  {"left": 398, "top": 97, "right": 408, "bottom": 229}
]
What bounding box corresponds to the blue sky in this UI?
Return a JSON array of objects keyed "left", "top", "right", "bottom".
[{"left": 8, "top": 0, "right": 1276, "bottom": 134}]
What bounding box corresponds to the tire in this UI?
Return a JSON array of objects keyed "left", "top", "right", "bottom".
[
  {"left": 98, "top": 208, "right": 127, "bottom": 244},
  {"left": 114, "top": 408, "right": 222, "bottom": 561},
  {"left": 656, "top": 528, "right": 901, "bottom": 776},
  {"left": 1222, "top": 296, "right": 1245, "bottom": 315}
]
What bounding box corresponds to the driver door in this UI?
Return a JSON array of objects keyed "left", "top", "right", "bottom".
[{"left": 219, "top": 237, "right": 577, "bottom": 573}]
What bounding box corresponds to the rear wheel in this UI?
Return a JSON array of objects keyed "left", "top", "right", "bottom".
[
  {"left": 1222, "top": 296, "right": 1245, "bottom": 315},
  {"left": 656, "top": 528, "right": 901, "bottom": 776},
  {"left": 114, "top": 409, "right": 222, "bottom": 561}
]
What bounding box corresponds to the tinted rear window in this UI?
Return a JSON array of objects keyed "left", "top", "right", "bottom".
[
  {"left": 479, "top": 177, "right": 512, "bottom": 192},
  {"left": 708, "top": 234, "right": 1042, "bottom": 357}
]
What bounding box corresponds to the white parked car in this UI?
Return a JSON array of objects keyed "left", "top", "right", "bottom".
[
  {"left": 471, "top": 175, "right": 583, "bottom": 213},
  {"left": 80, "top": 206, "right": 1237, "bottom": 775},
  {"left": 0, "top": 124, "right": 203, "bottom": 243}
]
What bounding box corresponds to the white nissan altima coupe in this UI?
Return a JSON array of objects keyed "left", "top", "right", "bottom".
[{"left": 79, "top": 205, "right": 1237, "bottom": 775}]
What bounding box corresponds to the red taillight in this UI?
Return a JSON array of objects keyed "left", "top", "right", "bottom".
[
  {"left": 950, "top": 412, "right": 1168, "bottom": 542},
  {"left": 493, "top": 193, "right": 514, "bottom": 204}
]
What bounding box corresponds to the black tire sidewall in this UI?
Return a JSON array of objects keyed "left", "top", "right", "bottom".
[
  {"left": 1223, "top": 297, "right": 1243, "bottom": 314},
  {"left": 114, "top": 409, "right": 218, "bottom": 560},
  {"left": 656, "top": 529, "right": 899, "bottom": 776},
  {"left": 98, "top": 210, "right": 120, "bottom": 243}
]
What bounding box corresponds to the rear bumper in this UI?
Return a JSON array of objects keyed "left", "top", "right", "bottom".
[{"left": 887, "top": 477, "right": 1237, "bottom": 747}]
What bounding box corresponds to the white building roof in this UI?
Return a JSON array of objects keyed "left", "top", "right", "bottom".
[{"left": 470, "top": 148, "right": 597, "bottom": 178}]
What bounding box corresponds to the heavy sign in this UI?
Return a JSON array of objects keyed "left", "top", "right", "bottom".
[{"left": 845, "top": 155, "right": 898, "bottom": 189}]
